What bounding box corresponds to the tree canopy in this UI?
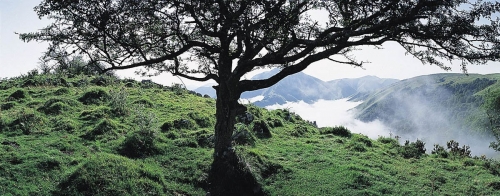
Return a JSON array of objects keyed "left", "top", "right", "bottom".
[{"left": 21, "top": 0, "right": 500, "bottom": 93}]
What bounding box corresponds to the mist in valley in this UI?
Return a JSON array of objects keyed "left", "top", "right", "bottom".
[{"left": 265, "top": 98, "right": 499, "bottom": 158}]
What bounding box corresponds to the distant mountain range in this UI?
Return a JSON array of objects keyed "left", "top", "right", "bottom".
[{"left": 194, "top": 69, "right": 399, "bottom": 107}]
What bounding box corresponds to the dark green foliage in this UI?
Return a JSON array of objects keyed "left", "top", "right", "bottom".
[
  {"left": 377, "top": 137, "right": 398, "bottom": 146},
  {"left": 82, "top": 119, "right": 118, "bottom": 140},
  {"left": 53, "top": 87, "right": 70, "bottom": 95},
  {"left": 1, "top": 102, "right": 16, "bottom": 110},
  {"left": 173, "top": 119, "right": 195, "bottom": 130},
  {"left": 120, "top": 129, "right": 159, "bottom": 158},
  {"left": 8, "top": 89, "right": 29, "bottom": 101},
  {"left": 8, "top": 109, "right": 46, "bottom": 135},
  {"left": 320, "top": 126, "right": 352, "bottom": 137},
  {"left": 80, "top": 106, "right": 111, "bottom": 121},
  {"left": 38, "top": 98, "right": 77, "bottom": 115},
  {"left": 160, "top": 121, "right": 173, "bottom": 132},
  {"left": 120, "top": 107, "right": 159, "bottom": 158},
  {"left": 174, "top": 138, "right": 199, "bottom": 148},
  {"left": 194, "top": 130, "right": 215, "bottom": 148},
  {"left": 252, "top": 120, "right": 271, "bottom": 138},
  {"left": 291, "top": 125, "right": 309, "bottom": 137},
  {"left": 90, "top": 75, "right": 117, "bottom": 86},
  {"left": 188, "top": 112, "right": 212, "bottom": 128},
  {"left": 399, "top": 140, "right": 426, "bottom": 159},
  {"left": 53, "top": 119, "right": 77, "bottom": 132},
  {"left": 266, "top": 118, "right": 283, "bottom": 128},
  {"left": 233, "top": 125, "right": 255, "bottom": 146},
  {"left": 78, "top": 87, "right": 108, "bottom": 105},
  {"left": 54, "top": 153, "right": 167, "bottom": 195},
  {"left": 446, "top": 140, "right": 471, "bottom": 158},
  {"left": 37, "top": 156, "right": 61, "bottom": 171},
  {"left": 432, "top": 144, "right": 449, "bottom": 158}
]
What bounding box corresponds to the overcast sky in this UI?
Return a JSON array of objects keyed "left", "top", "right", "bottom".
[{"left": 3, "top": 0, "right": 500, "bottom": 89}]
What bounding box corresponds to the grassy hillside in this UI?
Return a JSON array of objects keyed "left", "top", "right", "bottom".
[
  {"left": 1, "top": 72, "right": 500, "bottom": 195},
  {"left": 355, "top": 73, "right": 500, "bottom": 136}
]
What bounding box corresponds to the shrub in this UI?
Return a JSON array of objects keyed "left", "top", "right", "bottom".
[
  {"left": 109, "top": 88, "right": 128, "bottom": 116},
  {"left": 320, "top": 126, "right": 352, "bottom": 137},
  {"left": 431, "top": 144, "right": 449, "bottom": 158},
  {"left": 447, "top": 140, "right": 471, "bottom": 158},
  {"left": 291, "top": 125, "right": 309, "bottom": 137},
  {"left": 173, "top": 119, "right": 195, "bottom": 130},
  {"left": 37, "top": 156, "right": 61, "bottom": 171},
  {"left": 232, "top": 125, "right": 255, "bottom": 146},
  {"left": 78, "top": 87, "right": 108, "bottom": 105},
  {"left": 54, "top": 87, "right": 70, "bottom": 95},
  {"left": 1, "top": 102, "right": 16, "bottom": 111},
  {"left": 7, "top": 89, "right": 29, "bottom": 101},
  {"left": 399, "top": 139, "right": 426, "bottom": 159},
  {"left": 377, "top": 137, "right": 398, "bottom": 146},
  {"left": 120, "top": 107, "right": 159, "bottom": 158},
  {"left": 188, "top": 112, "right": 212, "bottom": 128},
  {"left": 252, "top": 120, "right": 272, "bottom": 138}
]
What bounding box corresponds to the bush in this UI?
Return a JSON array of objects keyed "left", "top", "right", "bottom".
[
  {"left": 431, "top": 144, "right": 449, "bottom": 158},
  {"left": 78, "top": 87, "right": 108, "bottom": 105},
  {"left": 377, "top": 137, "right": 398, "bottom": 146},
  {"left": 54, "top": 87, "right": 70, "bottom": 95},
  {"left": 120, "top": 107, "right": 159, "bottom": 158},
  {"left": 399, "top": 139, "right": 426, "bottom": 159},
  {"left": 188, "top": 112, "right": 212, "bottom": 128},
  {"left": 173, "top": 119, "right": 195, "bottom": 130},
  {"left": 447, "top": 140, "right": 471, "bottom": 158},
  {"left": 109, "top": 88, "right": 128, "bottom": 116},
  {"left": 252, "top": 120, "right": 272, "bottom": 138},
  {"left": 7, "top": 89, "right": 29, "bottom": 101},
  {"left": 1, "top": 102, "right": 16, "bottom": 111},
  {"left": 174, "top": 138, "right": 199, "bottom": 148},
  {"left": 320, "top": 126, "right": 352, "bottom": 137}
]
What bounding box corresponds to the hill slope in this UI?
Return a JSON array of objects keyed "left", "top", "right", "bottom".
[{"left": 1, "top": 73, "right": 499, "bottom": 195}]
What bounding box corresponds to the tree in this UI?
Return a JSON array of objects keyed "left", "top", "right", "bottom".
[{"left": 20, "top": 0, "right": 500, "bottom": 194}]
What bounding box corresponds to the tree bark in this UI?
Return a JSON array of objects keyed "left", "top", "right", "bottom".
[{"left": 208, "top": 77, "right": 264, "bottom": 195}]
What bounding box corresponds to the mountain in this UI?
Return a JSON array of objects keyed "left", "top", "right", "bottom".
[
  {"left": 1, "top": 73, "right": 500, "bottom": 195},
  {"left": 194, "top": 69, "right": 399, "bottom": 106},
  {"left": 354, "top": 73, "right": 500, "bottom": 141}
]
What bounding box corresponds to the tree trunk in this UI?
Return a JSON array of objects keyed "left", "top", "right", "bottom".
[{"left": 207, "top": 81, "right": 264, "bottom": 196}]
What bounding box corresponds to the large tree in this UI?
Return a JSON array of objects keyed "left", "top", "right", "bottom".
[{"left": 21, "top": 0, "right": 500, "bottom": 194}]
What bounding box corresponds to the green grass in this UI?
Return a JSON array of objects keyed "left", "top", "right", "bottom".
[{"left": 0, "top": 73, "right": 499, "bottom": 195}]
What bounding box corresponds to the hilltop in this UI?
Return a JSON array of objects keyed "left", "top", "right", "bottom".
[{"left": 1, "top": 72, "right": 500, "bottom": 195}]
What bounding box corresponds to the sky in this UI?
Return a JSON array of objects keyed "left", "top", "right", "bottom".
[{"left": 2, "top": 0, "right": 500, "bottom": 89}]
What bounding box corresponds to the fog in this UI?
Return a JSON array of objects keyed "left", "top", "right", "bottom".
[{"left": 265, "top": 98, "right": 499, "bottom": 158}]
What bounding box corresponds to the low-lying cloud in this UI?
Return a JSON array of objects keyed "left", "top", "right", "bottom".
[
  {"left": 265, "top": 98, "right": 499, "bottom": 158},
  {"left": 266, "top": 99, "right": 394, "bottom": 139}
]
